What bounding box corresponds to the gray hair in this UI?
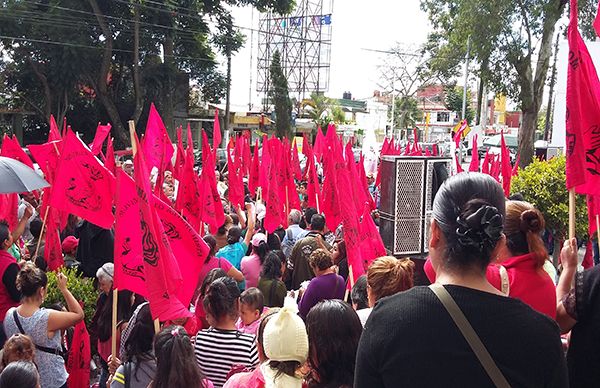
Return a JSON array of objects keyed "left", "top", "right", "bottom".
[
  {"left": 96, "top": 262, "right": 114, "bottom": 283},
  {"left": 289, "top": 209, "right": 302, "bottom": 225}
]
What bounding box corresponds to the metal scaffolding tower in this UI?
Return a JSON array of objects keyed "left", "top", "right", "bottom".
[{"left": 257, "top": 0, "right": 333, "bottom": 107}]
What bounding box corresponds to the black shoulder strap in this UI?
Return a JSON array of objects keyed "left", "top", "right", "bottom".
[
  {"left": 125, "top": 362, "right": 131, "bottom": 388},
  {"left": 12, "top": 309, "right": 64, "bottom": 357},
  {"left": 12, "top": 309, "right": 25, "bottom": 334}
]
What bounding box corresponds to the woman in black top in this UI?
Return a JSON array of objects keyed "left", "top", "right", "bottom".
[
  {"left": 258, "top": 251, "right": 287, "bottom": 307},
  {"left": 355, "top": 173, "right": 567, "bottom": 388}
]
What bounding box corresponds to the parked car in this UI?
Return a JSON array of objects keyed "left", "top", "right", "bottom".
[{"left": 478, "top": 134, "right": 518, "bottom": 161}]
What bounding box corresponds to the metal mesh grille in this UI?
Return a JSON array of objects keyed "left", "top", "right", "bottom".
[
  {"left": 394, "top": 160, "right": 425, "bottom": 255},
  {"left": 422, "top": 159, "right": 452, "bottom": 253}
]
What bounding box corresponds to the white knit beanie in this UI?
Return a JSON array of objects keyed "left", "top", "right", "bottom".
[{"left": 262, "top": 307, "right": 308, "bottom": 363}]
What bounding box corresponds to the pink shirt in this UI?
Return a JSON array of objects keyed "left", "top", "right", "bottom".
[
  {"left": 235, "top": 308, "right": 268, "bottom": 336},
  {"left": 424, "top": 254, "right": 557, "bottom": 318},
  {"left": 241, "top": 254, "right": 262, "bottom": 289}
]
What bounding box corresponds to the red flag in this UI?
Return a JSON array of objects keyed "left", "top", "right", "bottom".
[
  {"left": 114, "top": 170, "right": 147, "bottom": 297},
  {"left": 198, "top": 131, "right": 225, "bottom": 234},
  {"left": 594, "top": 0, "right": 600, "bottom": 38},
  {"left": 213, "top": 108, "right": 222, "bottom": 150},
  {"left": 432, "top": 143, "right": 439, "bottom": 156},
  {"left": 404, "top": 141, "right": 411, "bottom": 156},
  {"left": 358, "top": 205, "right": 386, "bottom": 273},
  {"left": 0, "top": 194, "right": 18, "bottom": 230},
  {"left": 454, "top": 120, "right": 467, "bottom": 148},
  {"left": 249, "top": 140, "right": 260, "bottom": 196},
  {"left": 321, "top": 152, "right": 343, "bottom": 232},
  {"left": 263, "top": 143, "right": 285, "bottom": 233},
  {"left": 227, "top": 141, "right": 245, "bottom": 209},
  {"left": 455, "top": 154, "right": 464, "bottom": 173},
  {"left": 357, "top": 154, "right": 376, "bottom": 211},
  {"left": 500, "top": 132, "right": 512, "bottom": 196},
  {"left": 90, "top": 123, "right": 112, "bottom": 155},
  {"left": 587, "top": 195, "right": 600, "bottom": 236},
  {"left": 50, "top": 131, "right": 115, "bottom": 229},
  {"left": 142, "top": 103, "right": 174, "bottom": 170},
  {"left": 48, "top": 115, "right": 62, "bottom": 142},
  {"left": 381, "top": 137, "right": 391, "bottom": 156},
  {"left": 290, "top": 139, "right": 302, "bottom": 181},
  {"left": 174, "top": 126, "right": 185, "bottom": 181},
  {"left": 512, "top": 155, "right": 520, "bottom": 177},
  {"left": 566, "top": 0, "right": 600, "bottom": 196},
  {"left": 175, "top": 147, "right": 201, "bottom": 231},
  {"left": 66, "top": 320, "right": 91, "bottom": 388},
  {"left": 481, "top": 150, "right": 491, "bottom": 175},
  {"left": 133, "top": 133, "right": 192, "bottom": 321},
  {"left": 490, "top": 155, "right": 501, "bottom": 182},
  {"left": 1, "top": 135, "right": 34, "bottom": 169},
  {"left": 28, "top": 141, "right": 62, "bottom": 181},
  {"left": 313, "top": 127, "right": 325, "bottom": 161},
  {"left": 468, "top": 135, "right": 479, "bottom": 172},
  {"left": 104, "top": 137, "right": 116, "bottom": 176},
  {"left": 43, "top": 208, "right": 64, "bottom": 271},
  {"left": 153, "top": 197, "right": 209, "bottom": 306}
]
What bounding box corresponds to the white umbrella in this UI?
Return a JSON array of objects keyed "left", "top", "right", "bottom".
[{"left": 0, "top": 156, "right": 50, "bottom": 193}]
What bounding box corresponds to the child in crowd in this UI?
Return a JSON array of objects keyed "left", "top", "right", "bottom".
[
  {"left": 235, "top": 288, "right": 266, "bottom": 336},
  {"left": 0, "top": 334, "right": 35, "bottom": 370}
]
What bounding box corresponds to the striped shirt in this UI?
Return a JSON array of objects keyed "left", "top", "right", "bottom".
[{"left": 194, "top": 328, "right": 259, "bottom": 388}]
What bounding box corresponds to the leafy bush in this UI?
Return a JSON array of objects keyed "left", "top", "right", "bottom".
[
  {"left": 511, "top": 155, "right": 588, "bottom": 240},
  {"left": 43, "top": 267, "right": 97, "bottom": 328}
]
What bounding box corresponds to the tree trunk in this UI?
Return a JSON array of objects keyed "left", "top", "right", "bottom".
[
  {"left": 88, "top": 0, "right": 129, "bottom": 146},
  {"left": 132, "top": 2, "right": 143, "bottom": 124},
  {"left": 162, "top": 28, "right": 175, "bottom": 134},
  {"left": 27, "top": 59, "right": 52, "bottom": 123},
  {"left": 519, "top": 108, "right": 537, "bottom": 167},
  {"left": 224, "top": 51, "right": 232, "bottom": 145}
]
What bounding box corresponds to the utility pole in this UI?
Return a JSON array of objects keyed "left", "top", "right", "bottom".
[
  {"left": 544, "top": 33, "right": 560, "bottom": 142},
  {"left": 459, "top": 36, "right": 471, "bottom": 164},
  {"left": 390, "top": 78, "right": 395, "bottom": 138}
]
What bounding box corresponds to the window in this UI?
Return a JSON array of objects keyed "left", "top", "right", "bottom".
[{"left": 436, "top": 112, "right": 450, "bottom": 122}]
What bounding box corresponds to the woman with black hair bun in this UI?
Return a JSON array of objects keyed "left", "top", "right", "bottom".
[
  {"left": 305, "top": 300, "right": 362, "bottom": 388},
  {"left": 258, "top": 252, "right": 287, "bottom": 308},
  {"left": 193, "top": 277, "right": 258, "bottom": 387},
  {"left": 425, "top": 200, "right": 558, "bottom": 318},
  {"left": 150, "top": 325, "right": 213, "bottom": 388},
  {"left": 355, "top": 173, "right": 567, "bottom": 387}
]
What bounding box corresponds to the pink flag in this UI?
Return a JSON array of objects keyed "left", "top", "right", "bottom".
[
  {"left": 142, "top": 103, "right": 174, "bottom": 170},
  {"left": 44, "top": 208, "right": 64, "bottom": 271},
  {"left": 468, "top": 135, "right": 479, "bottom": 172},
  {"left": 0, "top": 194, "right": 18, "bottom": 230},
  {"left": 290, "top": 140, "right": 302, "bottom": 181},
  {"left": 174, "top": 126, "right": 185, "bottom": 181},
  {"left": 152, "top": 197, "right": 209, "bottom": 307},
  {"left": 263, "top": 143, "right": 285, "bottom": 233},
  {"left": 481, "top": 150, "right": 491, "bottom": 175},
  {"left": 213, "top": 108, "right": 222, "bottom": 150},
  {"left": 512, "top": 155, "right": 520, "bottom": 177},
  {"left": 321, "top": 152, "right": 342, "bottom": 232},
  {"left": 566, "top": 0, "right": 600, "bottom": 196},
  {"left": 90, "top": 123, "right": 112, "bottom": 155},
  {"left": 114, "top": 170, "right": 147, "bottom": 297},
  {"left": 198, "top": 131, "right": 225, "bottom": 234},
  {"left": 175, "top": 145, "right": 201, "bottom": 231},
  {"left": 29, "top": 141, "right": 62, "bottom": 182},
  {"left": 249, "top": 140, "right": 260, "bottom": 196},
  {"left": 227, "top": 141, "right": 244, "bottom": 209},
  {"left": 358, "top": 205, "right": 386, "bottom": 273},
  {"left": 454, "top": 120, "right": 467, "bottom": 148},
  {"left": 313, "top": 127, "right": 325, "bottom": 161},
  {"left": 104, "top": 137, "right": 116, "bottom": 176},
  {"left": 500, "top": 132, "right": 512, "bottom": 196},
  {"left": 588, "top": 195, "right": 600, "bottom": 236},
  {"left": 50, "top": 130, "right": 115, "bottom": 229},
  {"left": 133, "top": 133, "right": 192, "bottom": 321},
  {"left": 1, "top": 135, "right": 34, "bottom": 169},
  {"left": 48, "top": 115, "right": 62, "bottom": 142},
  {"left": 455, "top": 154, "right": 464, "bottom": 173},
  {"left": 594, "top": 0, "right": 600, "bottom": 38}
]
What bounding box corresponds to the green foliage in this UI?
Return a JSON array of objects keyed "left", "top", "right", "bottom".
[
  {"left": 511, "top": 156, "right": 588, "bottom": 240},
  {"left": 269, "top": 50, "right": 292, "bottom": 138},
  {"left": 43, "top": 268, "right": 97, "bottom": 328},
  {"left": 391, "top": 96, "right": 421, "bottom": 129},
  {"left": 445, "top": 85, "right": 474, "bottom": 123}
]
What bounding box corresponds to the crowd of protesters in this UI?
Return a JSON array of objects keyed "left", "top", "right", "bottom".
[{"left": 0, "top": 152, "right": 599, "bottom": 388}]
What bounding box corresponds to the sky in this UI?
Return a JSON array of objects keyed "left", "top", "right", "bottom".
[{"left": 225, "top": 1, "right": 431, "bottom": 110}]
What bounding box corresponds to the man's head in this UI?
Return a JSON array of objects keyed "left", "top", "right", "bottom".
[
  {"left": 0, "top": 221, "right": 13, "bottom": 251},
  {"left": 310, "top": 214, "right": 325, "bottom": 233},
  {"left": 123, "top": 160, "right": 134, "bottom": 176},
  {"left": 288, "top": 209, "right": 302, "bottom": 226},
  {"left": 303, "top": 208, "right": 318, "bottom": 228},
  {"left": 367, "top": 173, "right": 375, "bottom": 185},
  {"left": 29, "top": 218, "right": 44, "bottom": 241}
]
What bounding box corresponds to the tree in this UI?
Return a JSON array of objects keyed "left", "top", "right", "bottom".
[
  {"left": 0, "top": 0, "right": 293, "bottom": 146},
  {"left": 445, "top": 85, "right": 474, "bottom": 124},
  {"left": 391, "top": 96, "right": 422, "bottom": 129},
  {"left": 511, "top": 155, "right": 588, "bottom": 262},
  {"left": 420, "top": 0, "right": 597, "bottom": 167},
  {"left": 303, "top": 92, "right": 346, "bottom": 130},
  {"left": 270, "top": 50, "right": 292, "bottom": 138}
]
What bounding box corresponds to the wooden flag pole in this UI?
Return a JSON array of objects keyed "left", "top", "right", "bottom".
[
  {"left": 154, "top": 319, "right": 160, "bottom": 334},
  {"left": 111, "top": 288, "right": 118, "bottom": 358},
  {"left": 569, "top": 189, "right": 576, "bottom": 240},
  {"left": 315, "top": 193, "right": 321, "bottom": 214},
  {"left": 34, "top": 206, "right": 50, "bottom": 260}
]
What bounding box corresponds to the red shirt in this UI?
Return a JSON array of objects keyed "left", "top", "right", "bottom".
[
  {"left": 0, "top": 251, "right": 19, "bottom": 321},
  {"left": 424, "top": 253, "right": 556, "bottom": 318}
]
